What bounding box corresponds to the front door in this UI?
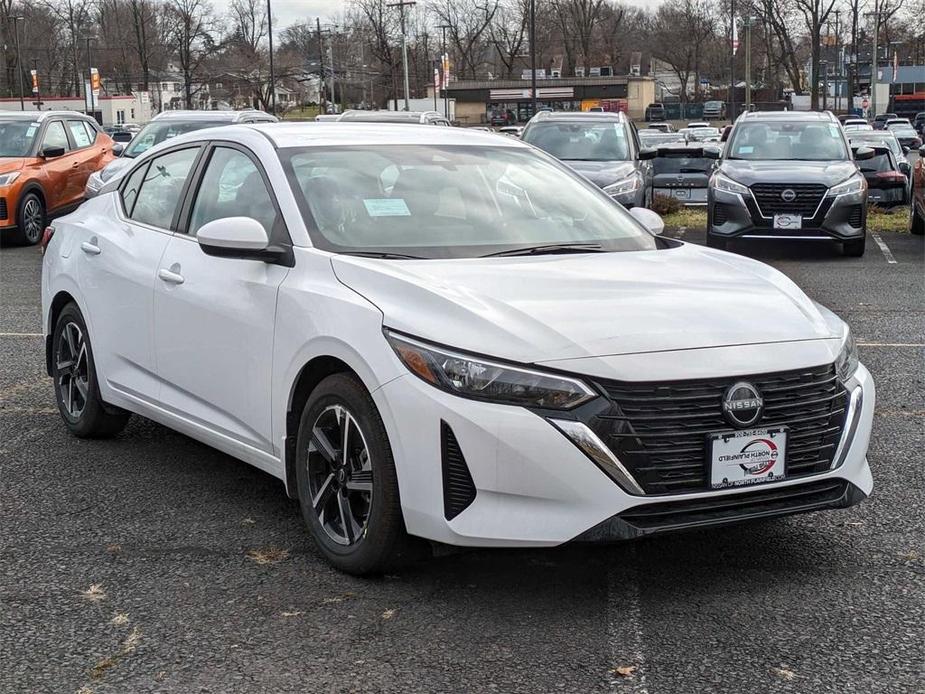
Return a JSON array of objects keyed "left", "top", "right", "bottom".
[{"left": 153, "top": 144, "right": 289, "bottom": 453}]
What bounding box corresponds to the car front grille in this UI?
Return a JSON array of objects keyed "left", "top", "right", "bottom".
[
  {"left": 749, "top": 183, "right": 828, "bottom": 218},
  {"left": 590, "top": 364, "right": 849, "bottom": 495}
]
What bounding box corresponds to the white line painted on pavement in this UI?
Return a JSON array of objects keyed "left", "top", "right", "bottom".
[
  {"left": 608, "top": 549, "right": 648, "bottom": 693},
  {"left": 871, "top": 233, "right": 897, "bottom": 264},
  {"left": 0, "top": 332, "right": 42, "bottom": 337},
  {"left": 858, "top": 342, "right": 925, "bottom": 347}
]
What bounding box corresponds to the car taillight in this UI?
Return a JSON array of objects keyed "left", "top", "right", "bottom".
[
  {"left": 874, "top": 172, "right": 907, "bottom": 183},
  {"left": 40, "top": 226, "right": 55, "bottom": 255}
]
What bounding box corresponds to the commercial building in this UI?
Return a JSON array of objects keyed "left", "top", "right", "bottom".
[
  {"left": 0, "top": 94, "right": 153, "bottom": 126},
  {"left": 439, "top": 75, "right": 656, "bottom": 125}
]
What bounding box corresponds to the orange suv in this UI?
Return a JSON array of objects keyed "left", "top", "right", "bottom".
[
  {"left": 913, "top": 145, "right": 925, "bottom": 235},
  {"left": 0, "top": 111, "right": 116, "bottom": 245}
]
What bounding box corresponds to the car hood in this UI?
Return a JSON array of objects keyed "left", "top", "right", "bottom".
[
  {"left": 331, "top": 243, "right": 839, "bottom": 364},
  {"left": 561, "top": 160, "right": 636, "bottom": 188},
  {"left": 0, "top": 158, "right": 25, "bottom": 174},
  {"left": 719, "top": 160, "right": 858, "bottom": 187}
]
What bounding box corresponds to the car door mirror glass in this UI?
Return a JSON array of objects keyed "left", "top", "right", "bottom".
[
  {"left": 41, "top": 145, "right": 66, "bottom": 158},
  {"left": 112, "top": 142, "right": 125, "bottom": 156},
  {"left": 899, "top": 161, "right": 911, "bottom": 175},
  {"left": 629, "top": 207, "right": 664, "bottom": 235},
  {"left": 853, "top": 146, "right": 876, "bottom": 161}
]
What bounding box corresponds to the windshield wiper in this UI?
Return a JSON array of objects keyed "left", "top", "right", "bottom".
[
  {"left": 483, "top": 243, "right": 605, "bottom": 258},
  {"left": 342, "top": 251, "right": 425, "bottom": 259}
]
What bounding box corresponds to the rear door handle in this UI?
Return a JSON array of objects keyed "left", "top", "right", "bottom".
[
  {"left": 80, "top": 241, "right": 101, "bottom": 255},
  {"left": 158, "top": 267, "right": 185, "bottom": 285}
]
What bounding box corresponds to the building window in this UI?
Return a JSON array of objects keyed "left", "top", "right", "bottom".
[
  {"left": 116, "top": 109, "right": 125, "bottom": 124},
  {"left": 130, "top": 108, "right": 135, "bottom": 119}
]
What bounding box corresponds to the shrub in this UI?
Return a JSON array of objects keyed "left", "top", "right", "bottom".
[{"left": 650, "top": 193, "right": 684, "bottom": 215}]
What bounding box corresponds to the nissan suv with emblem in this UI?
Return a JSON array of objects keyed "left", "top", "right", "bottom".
[{"left": 707, "top": 111, "right": 874, "bottom": 256}]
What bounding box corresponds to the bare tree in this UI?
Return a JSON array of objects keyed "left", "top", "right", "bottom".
[
  {"left": 430, "top": 0, "right": 499, "bottom": 79},
  {"left": 488, "top": 0, "right": 529, "bottom": 78},
  {"left": 165, "top": 0, "right": 217, "bottom": 107},
  {"left": 793, "top": 0, "right": 838, "bottom": 108}
]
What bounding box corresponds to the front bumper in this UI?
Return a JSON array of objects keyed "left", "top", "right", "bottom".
[
  {"left": 708, "top": 186, "right": 867, "bottom": 240},
  {"left": 374, "top": 363, "right": 874, "bottom": 547}
]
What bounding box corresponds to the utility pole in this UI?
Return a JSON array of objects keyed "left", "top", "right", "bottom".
[
  {"left": 438, "top": 24, "right": 450, "bottom": 119},
  {"left": 85, "top": 37, "right": 95, "bottom": 117},
  {"left": 834, "top": 9, "right": 841, "bottom": 112},
  {"left": 729, "top": 0, "right": 736, "bottom": 119},
  {"left": 13, "top": 17, "right": 25, "bottom": 110},
  {"left": 744, "top": 16, "right": 752, "bottom": 112},
  {"left": 316, "top": 18, "right": 326, "bottom": 114},
  {"left": 327, "top": 35, "right": 336, "bottom": 113},
  {"left": 868, "top": 2, "right": 879, "bottom": 118},
  {"left": 388, "top": 0, "right": 415, "bottom": 111},
  {"left": 529, "top": 0, "right": 537, "bottom": 116},
  {"left": 267, "top": 0, "right": 276, "bottom": 114}
]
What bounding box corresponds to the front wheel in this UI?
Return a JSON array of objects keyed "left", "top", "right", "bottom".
[
  {"left": 295, "top": 373, "right": 418, "bottom": 575},
  {"left": 52, "top": 303, "right": 130, "bottom": 437},
  {"left": 911, "top": 204, "right": 924, "bottom": 236},
  {"left": 842, "top": 235, "right": 866, "bottom": 257},
  {"left": 12, "top": 192, "right": 45, "bottom": 246}
]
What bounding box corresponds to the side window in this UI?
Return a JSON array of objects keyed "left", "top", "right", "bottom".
[
  {"left": 67, "top": 120, "right": 93, "bottom": 149},
  {"left": 121, "top": 163, "right": 149, "bottom": 217},
  {"left": 130, "top": 148, "right": 199, "bottom": 229},
  {"left": 42, "top": 121, "right": 69, "bottom": 152},
  {"left": 189, "top": 147, "right": 278, "bottom": 235}
]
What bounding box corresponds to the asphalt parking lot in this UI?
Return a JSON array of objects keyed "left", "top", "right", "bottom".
[{"left": 1, "top": 231, "right": 923, "bottom": 693}]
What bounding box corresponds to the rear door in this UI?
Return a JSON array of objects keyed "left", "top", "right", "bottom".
[
  {"left": 152, "top": 143, "right": 290, "bottom": 453},
  {"left": 65, "top": 119, "right": 100, "bottom": 201},
  {"left": 37, "top": 120, "right": 76, "bottom": 211}
]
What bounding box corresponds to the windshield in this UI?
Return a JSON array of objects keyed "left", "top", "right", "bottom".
[
  {"left": 522, "top": 122, "right": 630, "bottom": 161},
  {"left": 653, "top": 155, "right": 714, "bottom": 174},
  {"left": 640, "top": 133, "right": 685, "bottom": 147},
  {"left": 281, "top": 145, "right": 658, "bottom": 259},
  {"left": 857, "top": 152, "right": 895, "bottom": 173},
  {"left": 123, "top": 120, "right": 229, "bottom": 158},
  {"left": 0, "top": 120, "right": 39, "bottom": 157},
  {"left": 887, "top": 124, "right": 917, "bottom": 137},
  {"left": 727, "top": 121, "right": 849, "bottom": 161}
]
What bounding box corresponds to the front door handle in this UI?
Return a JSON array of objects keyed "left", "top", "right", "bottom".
[
  {"left": 158, "top": 266, "right": 184, "bottom": 285},
  {"left": 80, "top": 241, "right": 101, "bottom": 255}
]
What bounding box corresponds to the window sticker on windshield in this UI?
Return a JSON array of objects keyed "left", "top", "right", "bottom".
[
  {"left": 828, "top": 125, "right": 840, "bottom": 137},
  {"left": 26, "top": 126, "right": 37, "bottom": 138},
  {"left": 364, "top": 198, "right": 411, "bottom": 217},
  {"left": 737, "top": 145, "right": 754, "bottom": 154}
]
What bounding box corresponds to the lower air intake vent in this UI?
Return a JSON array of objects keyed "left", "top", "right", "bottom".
[
  {"left": 848, "top": 205, "right": 863, "bottom": 228},
  {"left": 441, "top": 421, "right": 476, "bottom": 520}
]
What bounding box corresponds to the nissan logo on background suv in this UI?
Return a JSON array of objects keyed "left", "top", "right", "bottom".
[
  {"left": 722, "top": 382, "right": 764, "bottom": 427},
  {"left": 781, "top": 188, "right": 797, "bottom": 202}
]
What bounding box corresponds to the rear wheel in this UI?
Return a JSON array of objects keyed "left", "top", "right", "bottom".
[
  {"left": 911, "top": 203, "right": 925, "bottom": 235},
  {"left": 842, "top": 234, "right": 866, "bottom": 257},
  {"left": 295, "top": 373, "right": 418, "bottom": 575},
  {"left": 52, "top": 303, "right": 130, "bottom": 438},
  {"left": 11, "top": 192, "right": 45, "bottom": 246}
]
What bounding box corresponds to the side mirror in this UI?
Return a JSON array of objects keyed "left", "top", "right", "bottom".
[
  {"left": 41, "top": 145, "right": 66, "bottom": 158},
  {"left": 197, "top": 216, "right": 292, "bottom": 265},
  {"left": 854, "top": 146, "right": 876, "bottom": 161},
  {"left": 112, "top": 142, "right": 125, "bottom": 156},
  {"left": 899, "top": 161, "right": 911, "bottom": 175},
  {"left": 638, "top": 148, "right": 657, "bottom": 160},
  {"left": 629, "top": 207, "right": 664, "bottom": 235}
]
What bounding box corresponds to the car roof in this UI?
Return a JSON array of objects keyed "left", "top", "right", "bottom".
[
  {"left": 0, "top": 110, "right": 91, "bottom": 121},
  {"left": 151, "top": 109, "right": 276, "bottom": 123},
  {"left": 338, "top": 110, "right": 443, "bottom": 123},
  {"left": 529, "top": 110, "right": 626, "bottom": 123},
  {"left": 739, "top": 110, "right": 837, "bottom": 122},
  {"left": 250, "top": 122, "right": 527, "bottom": 148}
]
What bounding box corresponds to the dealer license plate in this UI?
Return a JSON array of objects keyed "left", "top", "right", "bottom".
[
  {"left": 773, "top": 214, "right": 802, "bottom": 230},
  {"left": 708, "top": 428, "right": 787, "bottom": 490}
]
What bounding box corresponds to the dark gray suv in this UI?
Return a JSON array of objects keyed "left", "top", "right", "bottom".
[
  {"left": 707, "top": 111, "right": 874, "bottom": 257},
  {"left": 521, "top": 111, "right": 653, "bottom": 209}
]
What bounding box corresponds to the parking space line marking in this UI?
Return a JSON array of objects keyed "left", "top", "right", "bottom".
[
  {"left": 871, "top": 233, "right": 897, "bottom": 264},
  {"left": 608, "top": 551, "right": 648, "bottom": 693},
  {"left": 858, "top": 342, "right": 925, "bottom": 347},
  {"left": 0, "top": 332, "right": 42, "bottom": 337}
]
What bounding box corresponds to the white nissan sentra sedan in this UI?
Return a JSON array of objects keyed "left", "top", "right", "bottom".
[{"left": 41, "top": 124, "right": 874, "bottom": 574}]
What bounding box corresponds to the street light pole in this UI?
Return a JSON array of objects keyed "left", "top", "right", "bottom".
[
  {"left": 744, "top": 16, "right": 752, "bottom": 112},
  {"left": 529, "top": 0, "right": 537, "bottom": 117},
  {"left": 13, "top": 16, "right": 25, "bottom": 111},
  {"left": 868, "top": 2, "right": 879, "bottom": 117},
  {"left": 388, "top": 0, "right": 416, "bottom": 111},
  {"left": 266, "top": 0, "right": 276, "bottom": 114},
  {"left": 438, "top": 24, "right": 450, "bottom": 120},
  {"left": 834, "top": 9, "right": 841, "bottom": 112},
  {"left": 85, "top": 37, "right": 95, "bottom": 117}
]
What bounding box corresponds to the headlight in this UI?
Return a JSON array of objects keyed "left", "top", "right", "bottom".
[
  {"left": 0, "top": 172, "right": 20, "bottom": 186},
  {"left": 835, "top": 328, "right": 859, "bottom": 382},
  {"left": 603, "top": 174, "right": 641, "bottom": 197},
  {"left": 386, "top": 332, "right": 596, "bottom": 409},
  {"left": 827, "top": 174, "right": 866, "bottom": 197},
  {"left": 710, "top": 172, "right": 749, "bottom": 195}
]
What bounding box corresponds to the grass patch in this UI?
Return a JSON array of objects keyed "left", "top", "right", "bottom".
[
  {"left": 660, "top": 205, "right": 910, "bottom": 233},
  {"left": 281, "top": 106, "right": 320, "bottom": 121}
]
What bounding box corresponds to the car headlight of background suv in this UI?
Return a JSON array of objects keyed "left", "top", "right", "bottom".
[
  {"left": 603, "top": 174, "right": 641, "bottom": 197},
  {"left": 835, "top": 328, "right": 860, "bottom": 383},
  {"left": 0, "top": 172, "right": 21, "bottom": 187},
  {"left": 386, "top": 332, "right": 596, "bottom": 409},
  {"left": 826, "top": 174, "right": 866, "bottom": 197},
  {"left": 710, "top": 172, "right": 749, "bottom": 195}
]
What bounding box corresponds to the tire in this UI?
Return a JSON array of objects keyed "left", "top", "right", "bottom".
[
  {"left": 51, "top": 303, "right": 130, "bottom": 438},
  {"left": 706, "top": 231, "right": 728, "bottom": 250},
  {"left": 842, "top": 235, "right": 866, "bottom": 257},
  {"left": 11, "top": 192, "right": 45, "bottom": 246},
  {"left": 911, "top": 204, "right": 925, "bottom": 236},
  {"left": 296, "top": 372, "right": 418, "bottom": 575}
]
